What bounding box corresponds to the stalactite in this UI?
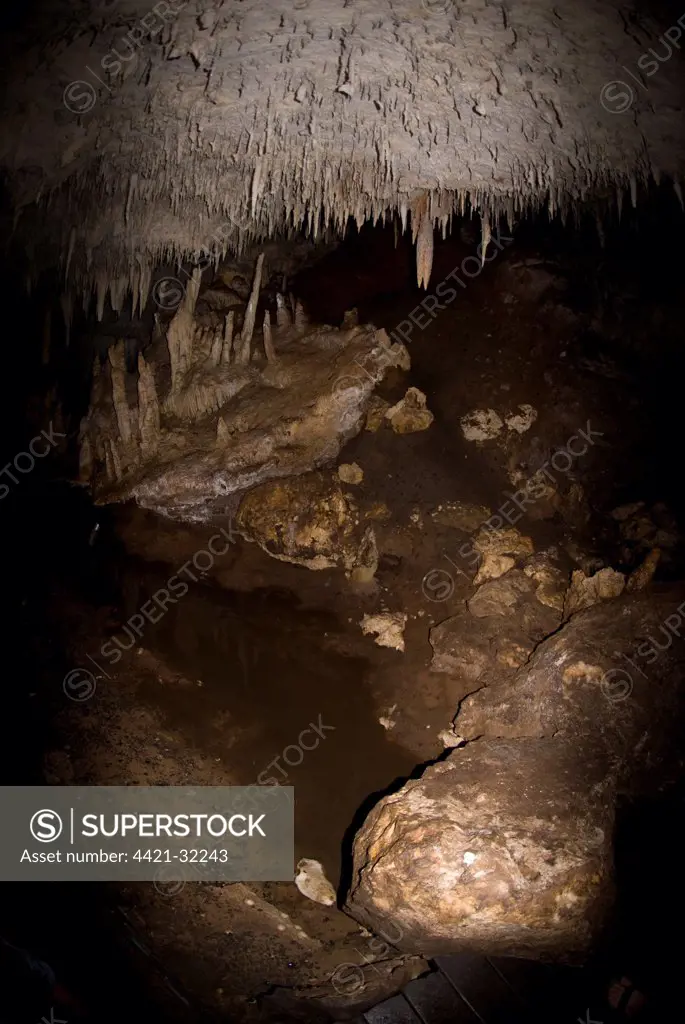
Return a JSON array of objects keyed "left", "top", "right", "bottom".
[
  {"left": 413, "top": 199, "right": 434, "bottom": 290},
  {"left": 479, "top": 213, "right": 491, "bottom": 266}
]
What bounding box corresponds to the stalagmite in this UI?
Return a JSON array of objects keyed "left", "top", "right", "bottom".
[
  {"left": 276, "top": 292, "right": 292, "bottom": 328},
  {"left": 209, "top": 330, "right": 223, "bottom": 366},
  {"left": 108, "top": 341, "right": 133, "bottom": 445},
  {"left": 104, "top": 442, "right": 114, "bottom": 482},
  {"left": 137, "top": 354, "right": 159, "bottom": 454},
  {"left": 216, "top": 416, "right": 230, "bottom": 445},
  {"left": 105, "top": 439, "right": 122, "bottom": 483},
  {"left": 236, "top": 252, "right": 264, "bottom": 364},
  {"left": 79, "top": 435, "right": 92, "bottom": 482},
  {"left": 221, "top": 311, "right": 234, "bottom": 364},
  {"left": 263, "top": 310, "right": 275, "bottom": 360},
  {"left": 166, "top": 267, "right": 201, "bottom": 390},
  {"left": 294, "top": 300, "right": 307, "bottom": 331}
]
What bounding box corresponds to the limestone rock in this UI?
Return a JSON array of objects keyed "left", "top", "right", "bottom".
[
  {"left": 613, "top": 502, "right": 678, "bottom": 562},
  {"left": 438, "top": 727, "right": 463, "bottom": 749},
  {"left": 429, "top": 611, "right": 537, "bottom": 689},
  {"left": 79, "top": 308, "right": 407, "bottom": 522},
  {"left": 338, "top": 462, "right": 364, "bottom": 485},
  {"left": 523, "top": 554, "right": 568, "bottom": 612},
  {"left": 365, "top": 395, "right": 391, "bottom": 432},
  {"left": 563, "top": 567, "right": 626, "bottom": 619},
  {"left": 385, "top": 387, "right": 434, "bottom": 434},
  {"left": 460, "top": 408, "right": 504, "bottom": 442},
  {"left": 430, "top": 502, "right": 492, "bottom": 533},
  {"left": 472, "top": 527, "right": 534, "bottom": 585},
  {"left": 347, "top": 737, "right": 613, "bottom": 958},
  {"left": 348, "top": 588, "right": 685, "bottom": 958},
  {"left": 467, "top": 571, "right": 533, "bottom": 618},
  {"left": 236, "top": 471, "right": 376, "bottom": 575},
  {"left": 360, "top": 612, "right": 407, "bottom": 652},
  {"left": 504, "top": 404, "right": 538, "bottom": 434},
  {"left": 626, "top": 547, "right": 660, "bottom": 593},
  {"left": 611, "top": 501, "right": 646, "bottom": 522},
  {"left": 295, "top": 858, "right": 337, "bottom": 907}
]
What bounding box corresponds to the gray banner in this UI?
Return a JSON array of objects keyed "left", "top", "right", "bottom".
[{"left": 0, "top": 786, "right": 293, "bottom": 881}]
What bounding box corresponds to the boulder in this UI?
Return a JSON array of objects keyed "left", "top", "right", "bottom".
[
  {"left": 385, "top": 387, "right": 434, "bottom": 434},
  {"left": 563, "top": 566, "right": 625, "bottom": 619},
  {"left": 347, "top": 587, "right": 685, "bottom": 958},
  {"left": 236, "top": 471, "right": 378, "bottom": 575}
]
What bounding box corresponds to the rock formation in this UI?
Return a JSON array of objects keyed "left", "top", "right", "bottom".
[
  {"left": 0, "top": 0, "right": 683, "bottom": 313},
  {"left": 78, "top": 255, "right": 409, "bottom": 521},
  {"left": 347, "top": 586, "right": 685, "bottom": 958}
]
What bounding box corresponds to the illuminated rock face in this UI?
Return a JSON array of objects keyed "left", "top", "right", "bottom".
[
  {"left": 78, "top": 257, "right": 409, "bottom": 522},
  {"left": 1, "top": 1, "right": 683, "bottom": 310},
  {"left": 347, "top": 586, "right": 685, "bottom": 958}
]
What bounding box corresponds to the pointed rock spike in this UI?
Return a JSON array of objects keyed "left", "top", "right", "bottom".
[
  {"left": 416, "top": 210, "right": 434, "bottom": 289},
  {"left": 108, "top": 341, "right": 132, "bottom": 445},
  {"left": 294, "top": 300, "right": 307, "bottom": 331},
  {"left": 216, "top": 417, "right": 230, "bottom": 445},
  {"left": 222, "top": 311, "right": 234, "bottom": 363},
  {"left": 276, "top": 292, "right": 292, "bottom": 328},
  {"left": 263, "top": 310, "right": 275, "bottom": 361},
  {"left": 480, "top": 213, "right": 491, "bottom": 267},
  {"left": 238, "top": 252, "right": 264, "bottom": 363}
]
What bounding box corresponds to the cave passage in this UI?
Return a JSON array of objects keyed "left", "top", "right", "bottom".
[{"left": 2, "top": 191, "right": 685, "bottom": 1024}]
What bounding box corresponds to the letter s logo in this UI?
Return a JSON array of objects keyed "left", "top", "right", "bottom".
[{"left": 30, "top": 809, "right": 63, "bottom": 843}]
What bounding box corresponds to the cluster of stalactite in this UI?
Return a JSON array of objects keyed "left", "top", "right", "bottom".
[{"left": 1, "top": 0, "right": 682, "bottom": 318}]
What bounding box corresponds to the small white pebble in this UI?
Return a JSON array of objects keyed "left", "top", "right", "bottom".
[
  {"left": 245, "top": 898, "right": 255, "bottom": 906},
  {"left": 463, "top": 852, "right": 477, "bottom": 865}
]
